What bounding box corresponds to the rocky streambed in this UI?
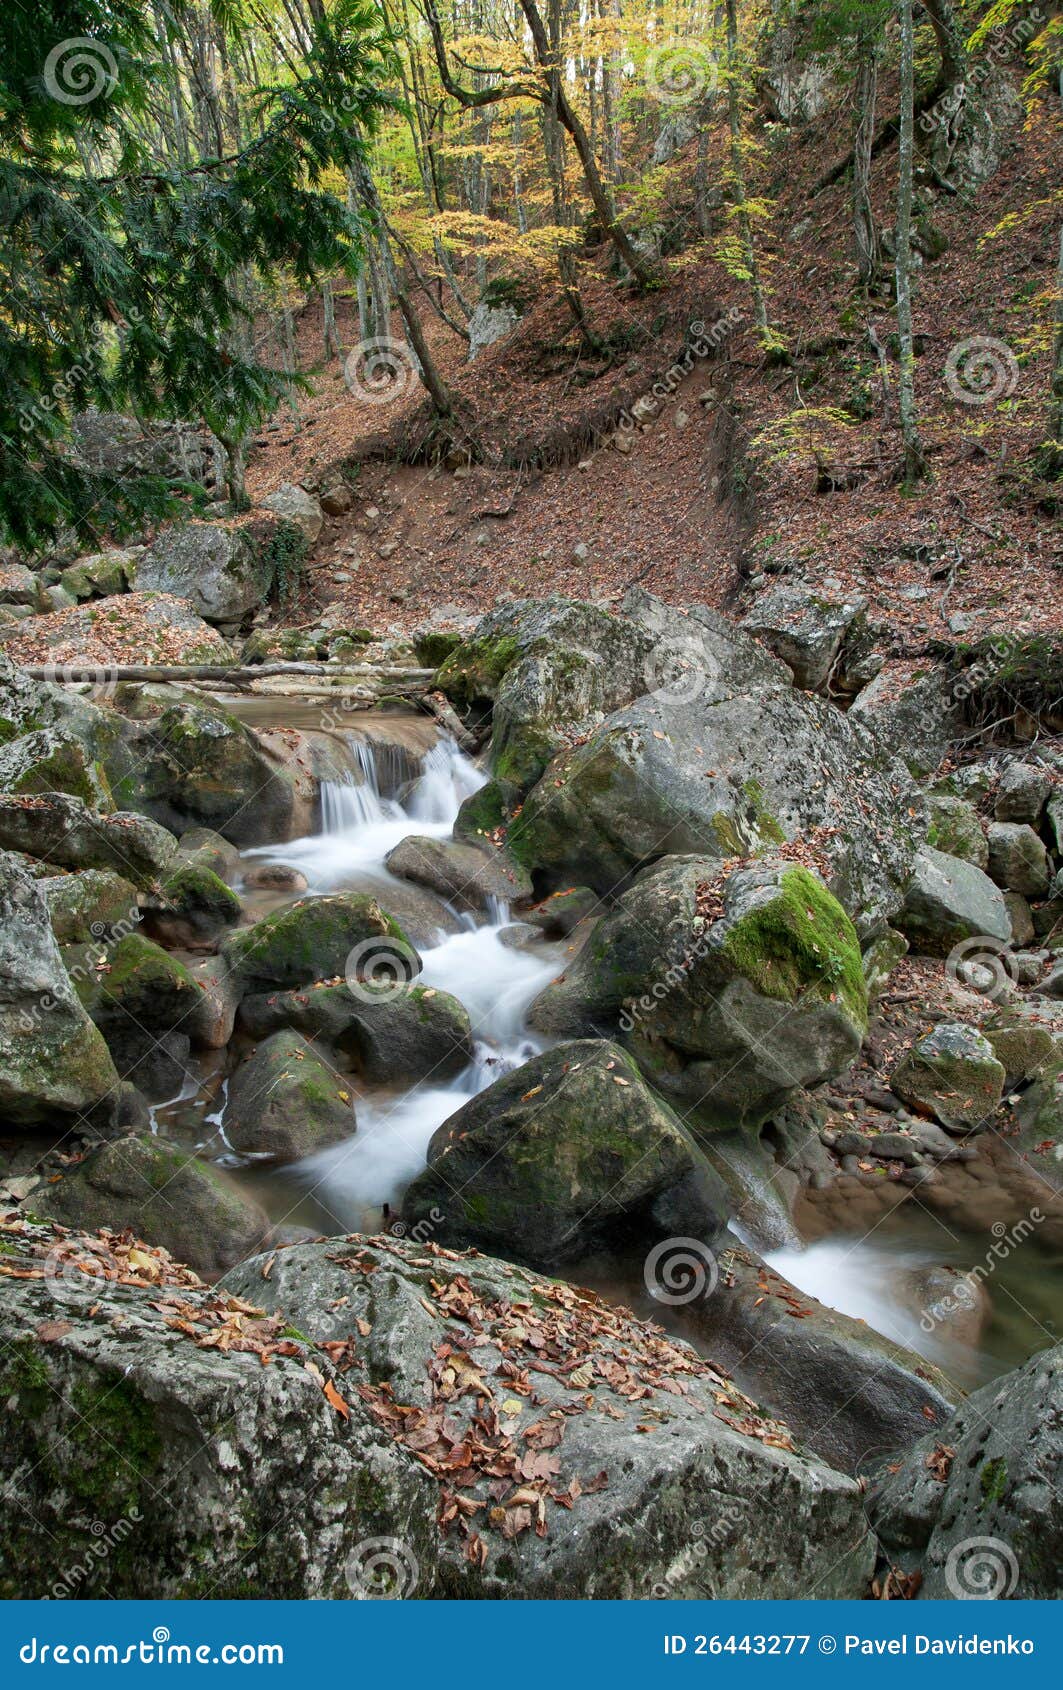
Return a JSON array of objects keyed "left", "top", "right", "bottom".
[{"left": 1, "top": 591, "right": 1062, "bottom": 1598}]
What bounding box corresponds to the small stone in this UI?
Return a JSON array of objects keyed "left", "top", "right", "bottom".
[{"left": 994, "top": 761, "right": 1051, "bottom": 824}]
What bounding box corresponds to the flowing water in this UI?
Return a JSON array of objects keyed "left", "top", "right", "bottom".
[{"left": 151, "top": 717, "right": 1061, "bottom": 1388}]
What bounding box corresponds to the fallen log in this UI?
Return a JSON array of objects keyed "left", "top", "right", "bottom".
[{"left": 26, "top": 661, "right": 436, "bottom": 686}]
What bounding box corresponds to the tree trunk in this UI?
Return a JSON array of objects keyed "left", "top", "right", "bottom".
[
  {"left": 1041, "top": 219, "right": 1063, "bottom": 476},
  {"left": 852, "top": 35, "right": 880, "bottom": 289},
  {"left": 725, "top": 0, "right": 769, "bottom": 336},
  {"left": 895, "top": 0, "right": 927, "bottom": 487}
]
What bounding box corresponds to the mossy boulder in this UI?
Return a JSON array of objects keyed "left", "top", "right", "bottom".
[
  {"left": 861, "top": 927, "right": 908, "bottom": 1002},
  {"left": 404, "top": 1039, "right": 728, "bottom": 1265},
  {"left": 452, "top": 777, "right": 522, "bottom": 845},
  {"left": 177, "top": 826, "right": 241, "bottom": 880},
  {"left": 869, "top": 1341, "right": 1063, "bottom": 1598},
  {"left": 509, "top": 670, "right": 918, "bottom": 940},
  {"left": 81, "top": 933, "right": 212, "bottom": 1098},
  {"left": 384, "top": 833, "right": 532, "bottom": 914},
  {"left": 222, "top": 892, "right": 418, "bottom": 996},
  {"left": 531, "top": 856, "right": 867, "bottom": 1135},
  {"left": 238, "top": 980, "right": 472, "bottom": 1084},
  {"left": 925, "top": 795, "right": 988, "bottom": 868},
  {"left": 0, "top": 791, "right": 177, "bottom": 887},
  {"left": 121, "top": 698, "right": 303, "bottom": 847},
  {"left": 39, "top": 1135, "right": 270, "bottom": 1276},
  {"left": 983, "top": 1005, "right": 1061, "bottom": 1084},
  {"left": 134, "top": 520, "right": 274, "bottom": 623},
  {"left": 437, "top": 590, "right": 785, "bottom": 794},
  {"left": 224, "top": 1030, "right": 354, "bottom": 1161},
  {"left": 0, "top": 851, "right": 119, "bottom": 1129},
  {"left": 141, "top": 862, "right": 242, "bottom": 950},
  {"left": 890, "top": 1022, "right": 1006, "bottom": 1132},
  {"left": 58, "top": 549, "right": 135, "bottom": 603},
  {"left": 41, "top": 869, "right": 139, "bottom": 945},
  {"left": 0, "top": 727, "right": 113, "bottom": 810}
]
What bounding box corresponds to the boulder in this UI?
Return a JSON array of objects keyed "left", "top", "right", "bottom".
[
  {"left": 385, "top": 834, "right": 532, "bottom": 914},
  {"left": 223, "top": 1236, "right": 877, "bottom": 1598},
  {"left": 224, "top": 1030, "right": 354, "bottom": 1162},
  {"left": 177, "top": 826, "right": 241, "bottom": 880},
  {"left": 850, "top": 663, "right": 965, "bottom": 777},
  {"left": 1, "top": 592, "right": 236, "bottom": 668},
  {"left": 436, "top": 590, "right": 784, "bottom": 792},
  {"left": 238, "top": 980, "right": 472, "bottom": 1084},
  {"left": 41, "top": 869, "right": 139, "bottom": 945},
  {"left": 0, "top": 726, "right": 113, "bottom": 809},
  {"left": 523, "top": 885, "right": 600, "bottom": 936},
  {"left": 925, "top": 795, "right": 988, "bottom": 868},
  {"left": 890, "top": 1022, "right": 1006, "bottom": 1132},
  {"left": 58, "top": 549, "right": 136, "bottom": 603},
  {"left": 79, "top": 933, "right": 215, "bottom": 1098},
  {"left": 898, "top": 845, "right": 1011, "bottom": 956},
  {"left": 71, "top": 410, "right": 222, "bottom": 487},
  {"left": 530, "top": 857, "right": 867, "bottom": 1135},
  {"left": 0, "top": 792, "right": 177, "bottom": 887},
  {"left": 739, "top": 584, "right": 866, "bottom": 690},
  {"left": 0, "top": 851, "right": 119, "bottom": 1129},
  {"left": 135, "top": 522, "right": 272, "bottom": 624},
  {"left": 260, "top": 483, "right": 323, "bottom": 546},
  {"left": 121, "top": 698, "right": 304, "bottom": 847},
  {"left": 0, "top": 650, "right": 116, "bottom": 755},
  {"left": 994, "top": 761, "right": 1051, "bottom": 824},
  {"left": 699, "top": 1236, "right": 958, "bottom": 1477},
  {"left": 510, "top": 682, "right": 918, "bottom": 940},
  {"left": 982, "top": 1004, "right": 1061, "bottom": 1083},
  {"left": 140, "top": 862, "right": 243, "bottom": 949},
  {"left": 40, "top": 1135, "right": 269, "bottom": 1276},
  {"left": 869, "top": 1341, "right": 1063, "bottom": 1598},
  {"left": 0, "top": 1220, "right": 876, "bottom": 1598},
  {"left": 0, "top": 561, "right": 38, "bottom": 606},
  {"left": 467, "top": 300, "right": 520, "bottom": 362},
  {"left": 222, "top": 893, "right": 417, "bottom": 996},
  {"left": 404, "top": 1039, "right": 729, "bottom": 1264},
  {"left": 986, "top": 821, "right": 1051, "bottom": 896}
]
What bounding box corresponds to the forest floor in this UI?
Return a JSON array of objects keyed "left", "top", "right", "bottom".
[{"left": 244, "top": 79, "right": 1060, "bottom": 647}]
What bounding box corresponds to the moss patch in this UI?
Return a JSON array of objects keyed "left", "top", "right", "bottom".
[{"left": 721, "top": 866, "right": 867, "bottom": 1029}]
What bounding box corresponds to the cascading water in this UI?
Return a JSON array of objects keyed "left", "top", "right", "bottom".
[
  {"left": 243, "top": 731, "right": 486, "bottom": 893},
  {"left": 246, "top": 729, "right": 563, "bottom": 1231}
]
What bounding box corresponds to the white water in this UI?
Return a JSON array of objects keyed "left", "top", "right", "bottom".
[
  {"left": 259, "top": 731, "right": 561, "bottom": 1227},
  {"left": 244, "top": 733, "right": 486, "bottom": 892}
]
